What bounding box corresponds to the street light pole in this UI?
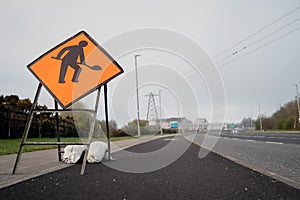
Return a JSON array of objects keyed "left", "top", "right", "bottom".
[
  {"left": 159, "top": 90, "right": 163, "bottom": 134},
  {"left": 258, "top": 104, "right": 263, "bottom": 132},
  {"left": 177, "top": 104, "right": 181, "bottom": 133},
  {"left": 135, "top": 55, "right": 141, "bottom": 137},
  {"left": 294, "top": 83, "right": 300, "bottom": 123}
]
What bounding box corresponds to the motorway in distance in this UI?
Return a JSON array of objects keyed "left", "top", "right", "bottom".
[{"left": 185, "top": 131, "right": 300, "bottom": 189}]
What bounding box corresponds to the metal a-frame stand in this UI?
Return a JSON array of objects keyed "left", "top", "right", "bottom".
[{"left": 12, "top": 83, "right": 111, "bottom": 175}]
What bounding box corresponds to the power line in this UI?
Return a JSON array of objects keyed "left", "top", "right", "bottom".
[
  {"left": 246, "top": 17, "right": 300, "bottom": 49},
  {"left": 170, "top": 13, "right": 300, "bottom": 88},
  {"left": 212, "top": 16, "right": 300, "bottom": 68},
  {"left": 212, "top": 5, "right": 300, "bottom": 60},
  {"left": 192, "top": 5, "right": 300, "bottom": 68},
  {"left": 217, "top": 26, "right": 300, "bottom": 70},
  {"left": 171, "top": 25, "right": 300, "bottom": 89},
  {"left": 183, "top": 25, "right": 300, "bottom": 88},
  {"left": 166, "top": 6, "right": 300, "bottom": 87}
]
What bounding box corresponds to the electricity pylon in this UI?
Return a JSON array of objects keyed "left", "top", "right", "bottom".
[{"left": 145, "top": 92, "right": 159, "bottom": 125}]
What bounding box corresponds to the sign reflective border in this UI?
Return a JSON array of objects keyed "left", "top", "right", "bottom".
[{"left": 28, "top": 31, "right": 123, "bottom": 109}]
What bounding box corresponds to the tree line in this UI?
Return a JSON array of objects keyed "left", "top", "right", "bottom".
[
  {"left": 255, "top": 99, "right": 299, "bottom": 131},
  {"left": 0, "top": 95, "right": 128, "bottom": 139},
  {"left": 0, "top": 95, "right": 79, "bottom": 139}
]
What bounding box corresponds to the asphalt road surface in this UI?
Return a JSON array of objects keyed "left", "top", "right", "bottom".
[
  {"left": 0, "top": 135, "right": 299, "bottom": 200},
  {"left": 186, "top": 131, "right": 300, "bottom": 189}
]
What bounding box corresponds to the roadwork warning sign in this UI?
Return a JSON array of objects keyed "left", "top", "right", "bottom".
[{"left": 28, "top": 31, "right": 123, "bottom": 108}]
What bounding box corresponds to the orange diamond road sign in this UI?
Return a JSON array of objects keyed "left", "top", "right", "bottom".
[{"left": 28, "top": 31, "right": 124, "bottom": 109}]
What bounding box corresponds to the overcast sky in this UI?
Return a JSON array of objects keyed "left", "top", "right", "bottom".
[{"left": 1, "top": 0, "right": 300, "bottom": 126}]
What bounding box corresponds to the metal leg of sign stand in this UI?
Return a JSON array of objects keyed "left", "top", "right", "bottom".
[
  {"left": 12, "top": 83, "right": 43, "bottom": 174},
  {"left": 80, "top": 87, "right": 101, "bottom": 175},
  {"left": 54, "top": 100, "right": 62, "bottom": 162},
  {"left": 104, "top": 84, "right": 111, "bottom": 160}
]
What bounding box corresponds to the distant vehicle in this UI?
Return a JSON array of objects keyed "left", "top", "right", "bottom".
[
  {"left": 222, "top": 126, "right": 230, "bottom": 131},
  {"left": 232, "top": 128, "right": 242, "bottom": 134},
  {"left": 222, "top": 127, "right": 240, "bottom": 134},
  {"left": 196, "top": 127, "right": 208, "bottom": 133},
  {"left": 232, "top": 128, "right": 238, "bottom": 134}
]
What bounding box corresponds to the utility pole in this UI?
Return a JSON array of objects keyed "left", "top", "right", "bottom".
[
  {"left": 258, "top": 104, "right": 263, "bottom": 132},
  {"left": 249, "top": 109, "right": 253, "bottom": 130},
  {"left": 294, "top": 83, "right": 300, "bottom": 123},
  {"left": 134, "top": 54, "right": 141, "bottom": 137},
  {"left": 159, "top": 90, "right": 163, "bottom": 134}
]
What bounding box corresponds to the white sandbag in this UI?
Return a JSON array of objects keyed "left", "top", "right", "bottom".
[
  {"left": 63, "top": 145, "right": 86, "bottom": 164},
  {"left": 87, "top": 141, "right": 108, "bottom": 163}
]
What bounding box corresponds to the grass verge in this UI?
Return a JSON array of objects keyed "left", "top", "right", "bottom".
[{"left": 0, "top": 136, "right": 134, "bottom": 156}]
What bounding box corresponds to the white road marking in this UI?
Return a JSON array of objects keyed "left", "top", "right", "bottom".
[
  {"left": 210, "top": 134, "right": 293, "bottom": 145},
  {"left": 265, "top": 141, "right": 284, "bottom": 145},
  {"left": 253, "top": 136, "right": 266, "bottom": 138},
  {"left": 164, "top": 138, "right": 177, "bottom": 141}
]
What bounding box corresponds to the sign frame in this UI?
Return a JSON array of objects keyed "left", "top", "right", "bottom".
[{"left": 13, "top": 31, "right": 122, "bottom": 175}]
